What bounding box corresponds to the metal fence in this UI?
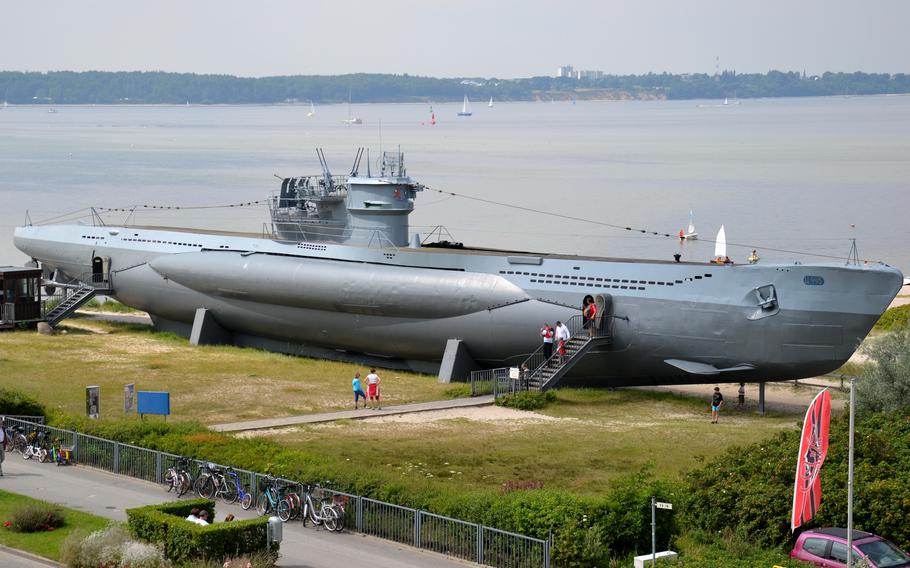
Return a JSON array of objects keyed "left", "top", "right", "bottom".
[{"left": 5, "top": 417, "right": 550, "bottom": 568}]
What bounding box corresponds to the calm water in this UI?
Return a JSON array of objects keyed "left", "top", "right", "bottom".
[{"left": 1, "top": 97, "right": 908, "bottom": 274}]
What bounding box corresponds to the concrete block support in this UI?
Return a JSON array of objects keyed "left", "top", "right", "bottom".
[
  {"left": 437, "top": 339, "right": 479, "bottom": 383},
  {"left": 189, "top": 308, "right": 233, "bottom": 346}
]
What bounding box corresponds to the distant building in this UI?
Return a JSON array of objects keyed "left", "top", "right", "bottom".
[
  {"left": 556, "top": 65, "right": 574, "bottom": 78},
  {"left": 574, "top": 70, "right": 604, "bottom": 80}
]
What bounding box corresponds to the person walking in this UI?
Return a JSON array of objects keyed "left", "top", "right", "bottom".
[
  {"left": 366, "top": 368, "right": 382, "bottom": 410},
  {"left": 738, "top": 383, "right": 746, "bottom": 408},
  {"left": 711, "top": 387, "right": 724, "bottom": 423},
  {"left": 540, "top": 324, "right": 554, "bottom": 361},
  {"left": 352, "top": 372, "right": 367, "bottom": 409},
  {"left": 555, "top": 320, "right": 570, "bottom": 364},
  {"left": 0, "top": 417, "right": 6, "bottom": 476}
]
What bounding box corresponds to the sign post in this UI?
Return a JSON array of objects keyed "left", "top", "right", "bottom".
[
  {"left": 85, "top": 386, "right": 100, "bottom": 419},
  {"left": 651, "top": 499, "right": 673, "bottom": 566},
  {"left": 124, "top": 383, "right": 135, "bottom": 416}
]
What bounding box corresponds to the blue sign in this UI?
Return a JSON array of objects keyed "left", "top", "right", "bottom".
[{"left": 137, "top": 391, "right": 170, "bottom": 416}]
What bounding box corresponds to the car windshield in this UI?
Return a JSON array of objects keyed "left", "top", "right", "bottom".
[{"left": 859, "top": 540, "right": 910, "bottom": 568}]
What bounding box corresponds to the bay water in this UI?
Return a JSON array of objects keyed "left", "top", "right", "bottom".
[{"left": 1, "top": 96, "right": 908, "bottom": 274}]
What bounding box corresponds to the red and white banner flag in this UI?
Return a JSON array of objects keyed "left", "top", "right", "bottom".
[{"left": 791, "top": 388, "right": 832, "bottom": 531}]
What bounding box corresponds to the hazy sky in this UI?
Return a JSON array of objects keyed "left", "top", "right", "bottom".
[{"left": 1, "top": 0, "right": 908, "bottom": 78}]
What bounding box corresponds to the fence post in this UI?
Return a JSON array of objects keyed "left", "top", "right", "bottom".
[
  {"left": 545, "top": 530, "right": 552, "bottom": 568},
  {"left": 155, "top": 452, "right": 162, "bottom": 484},
  {"left": 113, "top": 442, "right": 120, "bottom": 474},
  {"left": 415, "top": 510, "right": 421, "bottom": 549},
  {"left": 356, "top": 496, "right": 363, "bottom": 532},
  {"left": 476, "top": 524, "right": 483, "bottom": 565},
  {"left": 71, "top": 431, "right": 79, "bottom": 462}
]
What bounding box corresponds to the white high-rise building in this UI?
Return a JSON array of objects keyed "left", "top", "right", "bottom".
[{"left": 556, "top": 65, "right": 574, "bottom": 78}]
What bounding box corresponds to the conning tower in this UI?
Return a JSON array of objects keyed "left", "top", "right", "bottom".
[{"left": 270, "top": 148, "right": 422, "bottom": 247}]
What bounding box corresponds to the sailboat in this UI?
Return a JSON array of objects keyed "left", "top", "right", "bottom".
[
  {"left": 457, "top": 95, "right": 472, "bottom": 116},
  {"left": 430, "top": 105, "right": 437, "bottom": 126},
  {"left": 342, "top": 90, "right": 363, "bottom": 125},
  {"left": 714, "top": 225, "right": 729, "bottom": 263},
  {"left": 679, "top": 210, "right": 698, "bottom": 240},
  {"left": 307, "top": 100, "right": 316, "bottom": 117},
  {"left": 488, "top": 96, "right": 493, "bottom": 108}
]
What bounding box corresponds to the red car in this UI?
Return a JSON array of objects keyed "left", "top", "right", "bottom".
[{"left": 791, "top": 528, "right": 910, "bottom": 568}]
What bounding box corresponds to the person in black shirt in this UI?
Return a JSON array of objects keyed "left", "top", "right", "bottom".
[{"left": 711, "top": 387, "right": 724, "bottom": 424}]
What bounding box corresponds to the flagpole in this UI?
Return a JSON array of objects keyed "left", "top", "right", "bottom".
[{"left": 846, "top": 377, "right": 855, "bottom": 567}]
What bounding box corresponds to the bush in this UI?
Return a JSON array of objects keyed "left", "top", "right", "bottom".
[
  {"left": 127, "top": 499, "right": 274, "bottom": 564},
  {"left": 0, "top": 388, "right": 46, "bottom": 418},
  {"left": 60, "top": 524, "right": 169, "bottom": 568},
  {"left": 873, "top": 304, "right": 910, "bottom": 332},
  {"left": 10, "top": 502, "right": 65, "bottom": 532},
  {"left": 681, "top": 407, "right": 910, "bottom": 551},
  {"left": 495, "top": 390, "right": 557, "bottom": 410},
  {"left": 857, "top": 326, "right": 910, "bottom": 414}
]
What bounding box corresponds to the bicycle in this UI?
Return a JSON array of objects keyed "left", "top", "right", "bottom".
[
  {"left": 22, "top": 429, "right": 50, "bottom": 463},
  {"left": 163, "top": 457, "right": 193, "bottom": 496},
  {"left": 255, "top": 476, "right": 291, "bottom": 520},
  {"left": 278, "top": 483, "right": 302, "bottom": 522},
  {"left": 9, "top": 426, "right": 28, "bottom": 455},
  {"left": 224, "top": 468, "right": 254, "bottom": 510},
  {"left": 194, "top": 463, "right": 223, "bottom": 499},
  {"left": 301, "top": 485, "right": 343, "bottom": 532}
]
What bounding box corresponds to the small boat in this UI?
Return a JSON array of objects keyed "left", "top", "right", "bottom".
[
  {"left": 307, "top": 101, "right": 316, "bottom": 117},
  {"left": 679, "top": 210, "right": 698, "bottom": 240},
  {"left": 903, "top": 277, "right": 910, "bottom": 287},
  {"left": 488, "top": 96, "right": 493, "bottom": 108},
  {"left": 47, "top": 108, "right": 58, "bottom": 114},
  {"left": 713, "top": 225, "right": 731, "bottom": 264},
  {"left": 457, "top": 95, "right": 472, "bottom": 116},
  {"left": 342, "top": 90, "right": 363, "bottom": 125}
]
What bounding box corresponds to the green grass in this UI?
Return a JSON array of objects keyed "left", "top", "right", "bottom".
[
  {"left": 0, "top": 490, "right": 110, "bottom": 562},
  {"left": 81, "top": 298, "right": 141, "bottom": 313},
  {"left": 667, "top": 530, "right": 812, "bottom": 567},
  {"left": 874, "top": 303, "right": 910, "bottom": 332},
  {"left": 261, "top": 388, "right": 801, "bottom": 496},
  {"left": 0, "top": 319, "right": 453, "bottom": 424}
]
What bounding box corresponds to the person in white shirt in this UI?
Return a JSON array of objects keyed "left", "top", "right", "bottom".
[
  {"left": 554, "top": 321, "right": 571, "bottom": 363},
  {"left": 366, "top": 369, "right": 381, "bottom": 410},
  {"left": 185, "top": 508, "right": 200, "bottom": 523},
  {"left": 195, "top": 510, "right": 210, "bottom": 526}
]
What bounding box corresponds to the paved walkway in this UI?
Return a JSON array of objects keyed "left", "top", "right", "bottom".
[
  {"left": 212, "top": 395, "right": 495, "bottom": 432},
  {"left": 1, "top": 459, "right": 476, "bottom": 568},
  {"left": 0, "top": 547, "right": 60, "bottom": 568}
]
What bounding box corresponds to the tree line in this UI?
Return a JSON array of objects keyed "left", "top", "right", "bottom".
[{"left": 1, "top": 70, "right": 909, "bottom": 104}]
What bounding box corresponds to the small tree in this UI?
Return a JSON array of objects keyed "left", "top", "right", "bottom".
[{"left": 857, "top": 325, "right": 910, "bottom": 414}]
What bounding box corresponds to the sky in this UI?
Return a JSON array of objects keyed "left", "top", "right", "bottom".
[{"left": 1, "top": 0, "right": 908, "bottom": 78}]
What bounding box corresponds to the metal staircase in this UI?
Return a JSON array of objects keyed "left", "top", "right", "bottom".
[
  {"left": 43, "top": 272, "right": 114, "bottom": 327},
  {"left": 521, "top": 314, "right": 613, "bottom": 392}
]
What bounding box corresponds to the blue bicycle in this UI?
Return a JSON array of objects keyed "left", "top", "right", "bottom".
[
  {"left": 255, "top": 476, "right": 290, "bottom": 519},
  {"left": 226, "top": 468, "right": 254, "bottom": 510}
]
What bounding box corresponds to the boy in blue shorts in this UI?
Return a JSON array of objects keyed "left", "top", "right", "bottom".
[{"left": 352, "top": 372, "right": 367, "bottom": 409}]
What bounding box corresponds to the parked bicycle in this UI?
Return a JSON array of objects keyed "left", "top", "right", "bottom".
[
  {"left": 301, "top": 484, "right": 343, "bottom": 532},
  {"left": 256, "top": 476, "right": 292, "bottom": 520},
  {"left": 163, "top": 457, "right": 194, "bottom": 496},
  {"left": 9, "top": 426, "right": 28, "bottom": 455},
  {"left": 22, "top": 429, "right": 50, "bottom": 462},
  {"left": 224, "top": 468, "right": 254, "bottom": 510}
]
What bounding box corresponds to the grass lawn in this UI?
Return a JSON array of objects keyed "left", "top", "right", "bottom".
[
  {"left": 0, "top": 489, "right": 111, "bottom": 562},
  {"left": 0, "top": 319, "right": 454, "bottom": 424},
  {"left": 258, "top": 388, "right": 801, "bottom": 495}
]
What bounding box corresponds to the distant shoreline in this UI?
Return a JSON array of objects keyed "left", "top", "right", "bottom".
[{"left": 2, "top": 69, "right": 908, "bottom": 105}]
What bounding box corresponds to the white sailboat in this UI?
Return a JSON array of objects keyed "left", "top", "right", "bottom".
[
  {"left": 457, "top": 95, "right": 472, "bottom": 116},
  {"left": 680, "top": 210, "right": 698, "bottom": 240},
  {"left": 342, "top": 92, "right": 362, "bottom": 125},
  {"left": 714, "top": 225, "right": 728, "bottom": 262},
  {"left": 307, "top": 100, "right": 316, "bottom": 117},
  {"left": 488, "top": 96, "right": 493, "bottom": 108}
]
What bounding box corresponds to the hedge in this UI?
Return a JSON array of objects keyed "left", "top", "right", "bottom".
[
  {"left": 126, "top": 498, "right": 276, "bottom": 564},
  {"left": 0, "top": 388, "right": 46, "bottom": 418}
]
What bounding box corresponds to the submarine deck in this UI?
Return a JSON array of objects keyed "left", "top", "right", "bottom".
[{"left": 123, "top": 224, "right": 719, "bottom": 266}]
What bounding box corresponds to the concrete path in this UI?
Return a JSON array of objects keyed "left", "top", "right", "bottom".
[
  {"left": 0, "top": 546, "right": 60, "bottom": 568},
  {"left": 212, "top": 395, "right": 495, "bottom": 432},
  {"left": 1, "top": 459, "right": 476, "bottom": 568}
]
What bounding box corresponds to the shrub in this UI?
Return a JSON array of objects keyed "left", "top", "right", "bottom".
[
  {"left": 681, "top": 407, "right": 910, "bottom": 551},
  {"left": 857, "top": 325, "right": 910, "bottom": 414},
  {"left": 10, "top": 502, "right": 65, "bottom": 532},
  {"left": 0, "top": 388, "right": 46, "bottom": 419},
  {"left": 59, "top": 524, "right": 168, "bottom": 568},
  {"left": 127, "top": 499, "right": 274, "bottom": 564},
  {"left": 873, "top": 304, "right": 910, "bottom": 332},
  {"left": 495, "top": 390, "right": 557, "bottom": 410},
  {"left": 443, "top": 384, "right": 471, "bottom": 398}
]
